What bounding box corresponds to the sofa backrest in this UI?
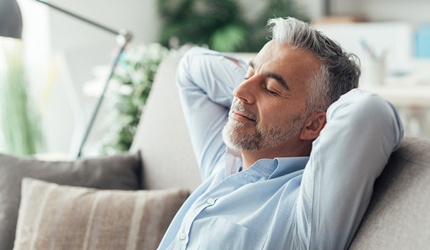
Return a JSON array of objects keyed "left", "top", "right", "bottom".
[
  {"left": 350, "top": 137, "right": 430, "bottom": 249},
  {"left": 131, "top": 54, "right": 201, "bottom": 191}
]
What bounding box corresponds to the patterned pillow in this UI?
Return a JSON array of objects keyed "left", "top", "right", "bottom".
[{"left": 14, "top": 178, "right": 189, "bottom": 250}]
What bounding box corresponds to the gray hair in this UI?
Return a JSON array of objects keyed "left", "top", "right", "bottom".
[{"left": 267, "top": 17, "right": 361, "bottom": 114}]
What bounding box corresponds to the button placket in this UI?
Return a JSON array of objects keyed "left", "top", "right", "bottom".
[
  {"left": 179, "top": 232, "right": 187, "bottom": 241},
  {"left": 206, "top": 197, "right": 216, "bottom": 205}
]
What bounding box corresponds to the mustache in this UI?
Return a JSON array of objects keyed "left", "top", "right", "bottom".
[{"left": 230, "top": 103, "right": 257, "bottom": 122}]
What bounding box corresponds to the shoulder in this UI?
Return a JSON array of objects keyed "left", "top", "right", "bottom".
[
  {"left": 324, "top": 88, "right": 403, "bottom": 150},
  {"left": 180, "top": 47, "right": 222, "bottom": 63},
  {"left": 327, "top": 89, "right": 398, "bottom": 122}
]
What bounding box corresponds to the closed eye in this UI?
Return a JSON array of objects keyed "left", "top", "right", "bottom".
[
  {"left": 265, "top": 72, "right": 289, "bottom": 91},
  {"left": 263, "top": 83, "right": 281, "bottom": 95},
  {"left": 248, "top": 60, "right": 289, "bottom": 91},
  {"left": 264, "top": 87, "right": 277, "bottom": 95}
]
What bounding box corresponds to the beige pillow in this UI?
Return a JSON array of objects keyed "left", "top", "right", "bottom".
[{"left": 14, "top": 178, "right": 189, "bottom": 250}]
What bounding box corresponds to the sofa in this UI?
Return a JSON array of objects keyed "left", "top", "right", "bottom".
[{"left": 1, "top": 53, "right": 430, "bottom": 249}]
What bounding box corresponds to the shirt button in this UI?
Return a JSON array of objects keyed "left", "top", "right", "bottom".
[
  {"left": 206, "top": 198, "right": 215, "bottom": 205},
  {"left": 179, "top": 232, "right": 187, "bottom": 240}
]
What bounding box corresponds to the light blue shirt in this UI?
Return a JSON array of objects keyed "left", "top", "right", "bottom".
[{"left": 158, "top": 47, "right": 403, "bottom": 250}]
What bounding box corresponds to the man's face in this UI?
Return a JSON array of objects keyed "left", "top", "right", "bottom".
[{"left": 222, "top": 40, "right": 321, "bottom": 153}]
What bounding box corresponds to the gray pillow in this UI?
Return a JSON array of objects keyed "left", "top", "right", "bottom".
[{"left": 0, "top": 152, "right": 141, "bottom": 250}]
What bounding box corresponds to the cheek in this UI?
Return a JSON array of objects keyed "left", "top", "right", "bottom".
[
  {"left": 258, "top": 102, "right": 305, "bottom": 128},
  {"left": 257, "top": 104, "right": 286, "bottom": 126}
]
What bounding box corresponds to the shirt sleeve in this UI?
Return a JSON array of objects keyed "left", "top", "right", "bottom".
[
  {"left": 176, "top": 47, "right": 248, "bottom": 180},
  {"left": 296, "top": 89, "right": 404, "bottom": 250}
]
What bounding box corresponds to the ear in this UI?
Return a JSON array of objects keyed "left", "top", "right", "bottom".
[{"left": 299, "top": 112, "right": 326, "bottom": 141}]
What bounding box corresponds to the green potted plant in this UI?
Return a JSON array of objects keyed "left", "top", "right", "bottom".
[
  {"left": 100, "top": 43, "right": 170, "bottom": 155},
  {"left": 157, "top": 0, "right": 309, "bottom": 52},
  {"left": 157, "top": 0, "right": 247, "bottom": 52}
]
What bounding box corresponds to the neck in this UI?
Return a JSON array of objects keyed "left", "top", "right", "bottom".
[{"left": 240, "top": 141, "right": 312, "bottom": 170}]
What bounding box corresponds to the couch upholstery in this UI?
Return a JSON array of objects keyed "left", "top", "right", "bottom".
[
  {"left": 131, "top": 54, "right": 200, "bottom": 191},
  {"left": 131, "top": 53, "right": 430, "bottom": 249},
  {"left": 349, "top": 137, "right": 430, "bottom": 249}
]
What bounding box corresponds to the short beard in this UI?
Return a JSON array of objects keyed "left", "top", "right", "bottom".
[{"left": 222, "top": 112, "right": 305, "bottom": 152}]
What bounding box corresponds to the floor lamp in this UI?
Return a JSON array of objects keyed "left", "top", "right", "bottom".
[
  {"left": 34, "top": 0, "right": 133, "bottom": 158},
  {"left": 2, "top": 0, "right": 133, "bottom": 157},
  {"left": 0, "top": 0, "right": 22, "bottom": 39}
]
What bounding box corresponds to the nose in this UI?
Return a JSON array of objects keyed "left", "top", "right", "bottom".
[{"left": 233, "top": 77, "right": 258, "bottom": 104}]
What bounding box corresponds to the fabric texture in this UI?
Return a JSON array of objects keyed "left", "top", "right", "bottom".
[
  {"left": 0, "top": 152, "right": 141, "bottom": 250},
  {"left": 158, "top": 47, "right": 403, "bottom": 250},
  {"left": 349, "top": 137, "right": 430, "bottom": 249},
  {"left": 14, "top": 178, "right": 189, "bottom": 250},
  {"left": 130, "top": 55, "right": 201, "bottom": 191}
]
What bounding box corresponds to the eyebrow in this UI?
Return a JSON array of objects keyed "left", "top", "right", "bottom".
[{"left": 248, "top": 60, "right": 290, "bottom": 91}]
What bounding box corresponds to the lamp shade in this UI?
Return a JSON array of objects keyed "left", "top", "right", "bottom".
[{"left": 0, "top": 0, "right": 23, "bottom": 39}]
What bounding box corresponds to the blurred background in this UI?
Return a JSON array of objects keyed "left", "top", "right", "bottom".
[{"left": 1, "top": 0, "right": 430, "bottom": 158}]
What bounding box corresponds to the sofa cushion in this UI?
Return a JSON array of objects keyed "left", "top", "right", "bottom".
[
  {"left": 349, "top": 137, "right": 430, "bottom": 249},
  {"left": 14, "top": 178, "right": 189, "bottom": 250},
  {"left": 130, "top": 55, "right": 201, "bottom": 191},
  {"left": 0, "top": 152, "right": 141, "bottom": 250}
]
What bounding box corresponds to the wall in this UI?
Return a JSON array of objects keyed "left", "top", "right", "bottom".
[
  {"left": 18, "top": 0, "right": 160, "bottom": 157},
  {"left": 330, "top": 0, "right": 430, "bottom": 25},
  {"left": 325, "top": 0, "right": 430, "bottom": 139},
  {"left": 46, "top": 0, "right": 160, "bottom": 156}
]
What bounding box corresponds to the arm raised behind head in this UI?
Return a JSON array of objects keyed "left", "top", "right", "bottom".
[
  {"left": 176, "top": 47, "right": 247, "bottom": 180},
  {"left": 296, "top": 89, "right": 403, "bottom": 249}
]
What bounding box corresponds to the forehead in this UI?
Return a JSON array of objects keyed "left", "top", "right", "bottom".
[{"left": 252, "top": 40, "right": 321, "bottom": 85}]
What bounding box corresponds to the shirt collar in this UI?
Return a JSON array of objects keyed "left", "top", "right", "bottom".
[
  {"left": 224, "top": 148, "right": 309, "bottom": 178},
  {"left": 268, "top": 157, "right": 309, "bottom": 179}
]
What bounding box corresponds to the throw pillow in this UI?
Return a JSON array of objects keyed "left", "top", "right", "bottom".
[
  {"left": 14, "top": 178, "right": 189, "bottom": 250},
  {"left": 0, "top": 152, "right": 141, "bottom": 250}
]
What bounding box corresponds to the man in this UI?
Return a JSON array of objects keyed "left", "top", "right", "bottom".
[{"left": 158, "top": 17, "right": 403, "bottom": 249}]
